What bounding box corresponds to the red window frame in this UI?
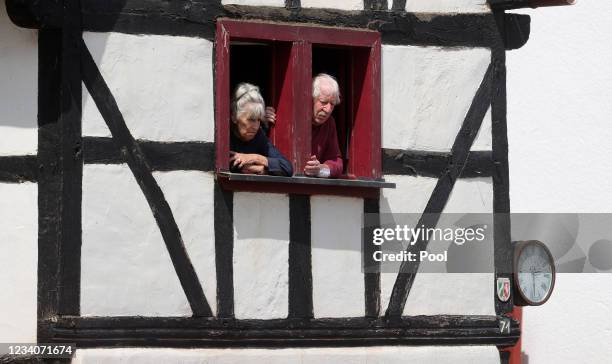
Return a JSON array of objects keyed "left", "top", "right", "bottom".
[{"left": 215, "top": 19, "right": 382, "bottom": 196}]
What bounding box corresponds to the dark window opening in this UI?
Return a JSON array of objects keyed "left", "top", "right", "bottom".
[
  {"left": 313, "top": 45, "right": 371, "bottom": 176},
  {"left": 228, "top": 41, "right": 295, "bottom": 162},
  {"left": 230, "top": 42, "right": 272, "bottom": 106}
]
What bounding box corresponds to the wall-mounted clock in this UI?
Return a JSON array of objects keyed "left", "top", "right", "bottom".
[{"left": 513, "top": 240, "right": 556, "bottom": 306}]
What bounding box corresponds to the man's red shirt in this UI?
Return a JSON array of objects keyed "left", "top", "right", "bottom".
[{"left": 311, "top": 116, "right": 343, "bottom": 178}]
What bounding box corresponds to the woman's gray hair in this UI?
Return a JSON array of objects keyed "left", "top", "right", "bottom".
[
  {"left": 231, "top": 82, "right": 265, "bottom": 121},
  {"left": 312, "top": 73, "right": 341, "bottom": 105}
]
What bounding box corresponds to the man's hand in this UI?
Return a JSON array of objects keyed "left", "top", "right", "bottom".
[
  {"left": 304, "top": 155, "right": 330, "bottom": 177},
  {"left": 241, "top": 164, "right": 265, "bottom": 175},
  {"left": 230, "top": 152, "right": 268, "bottom": 169},
  {"left": 264, "top": 107, "right": 276, "bottom": 126}
]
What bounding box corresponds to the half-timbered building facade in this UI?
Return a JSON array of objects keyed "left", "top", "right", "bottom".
[{"left": 1, "top": 0, "right": 566, "bottom": 362}]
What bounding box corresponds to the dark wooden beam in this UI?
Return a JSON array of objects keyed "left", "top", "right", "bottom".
[
  {"left": 288, "top": 195, "right": 313, "bottom": 318},
  {"left": 364, "top": 0, "right": 388, "bottom": 11},
  {"left": 491, "top": 25, "right": 515, "bottom": 315},
  {"left": 0, "top": 156, "right": 38, "bottom": 183},
  {"left": 224, "top": 6, "right": 499, "bottom": 48},
  {"left": 382, "top": 149, "right": 494, "bottom": 178},
  {"left": 36, "top": 28, "right": 63, "bottom": 343},
  {"left": 83, "top": 137, "right": 215, "bottom": 171},
  {"left": 57, "top": 0, "right": 83, "bottom": 317},
  {"left": 489, "top": 0, "right": 575, "bottom": 10},
  {"left": 6, "top": 0, "right": 500, "bottom": 48},
  {"left": 49, "top": 315, "right": 520, "bottom": 348},
  {"left": 214, "top": 183, "right": 235, "bottom": 318},
  {"left": 364, "top": 198, "right": 381, "bottom": 317}
]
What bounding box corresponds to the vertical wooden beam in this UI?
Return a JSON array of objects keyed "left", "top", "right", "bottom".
[
  {"left": 58, "top": 0, "right": 83, "bottom": 316},
  {"left": 391, "top": 0, "right": 407, "bottom": 11},
  {"left": 37, "top": 29, "right": 63, "bottom": 342},
  {"left": 285, "top": 0, "right": 301, "bottom": 9},
  {"left": 364, "top": 0, "right": 389, "bottom": 11},
  {"left": 288, "top": 195, "right": 313, "bottom": 318},
  {"left": 364, "top": 197, "right": 381, "bottom": 317},
  {"left": 215, "top": 184, "right": 235, "bottom": 318},
  {"left": 492, "top": 12, "right": 515, "bottom": 315}
]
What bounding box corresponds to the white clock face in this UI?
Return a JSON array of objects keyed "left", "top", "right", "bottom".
[{"left": 517, "top": 243, "right": 554, "bottom": 304}]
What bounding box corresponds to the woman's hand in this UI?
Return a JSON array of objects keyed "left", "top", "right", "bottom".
[
  {"left": 241, "top": 164, "right": 265, "bottom": 175},
  {"left": 230, "top": 152, "right": 268, "bottom": 169},
  {"left": 264, "top": 107, "right": 276, "bottom": 126}
]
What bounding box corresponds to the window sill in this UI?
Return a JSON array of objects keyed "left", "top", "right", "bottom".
[{"left": 217, "top": 172, "right": 395, "bottom": 198}]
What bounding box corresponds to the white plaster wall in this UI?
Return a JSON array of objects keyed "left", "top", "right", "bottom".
[
  {"left": 404, "top": 178, "right": 495, "bottom": 316},
  {"left": 471, "top": 106, "right": 492, "bottom": 151},
  {"left": 73, "top": 346, "right": 500, "bottom": 364},
  {"left": 507, "top": 2, "right": 612, "bottom": 363},
  {"left": 382, "top": 45, "right": 491, "bottom": 152},
  {"left": 81, "top": 165, "right": 217, "bottom": 316},
  {"left": 402, "top": 0, "right": 489, "bottom": 13},
  {"left": 301, "top": 0, "right": 363, "bottom": 11},
  {"left": 156, "top": 171, "right": 217, "bottom": 316},
  {"left": 222, "top": 0, "right": 285, "bottom": 6},
  {"left": 0, "top": 183, "right": 37, "bottom": 342},
  {"left": 233, "top": 192, "right": 289, "bottom": 319},
  {"left": 380, "top": 175, "right": 436, "bottom": 315},
  {"left": 444, "top": 177, "right": 493, "bottom": 214},
  {"left": 311, "top": 196, "right": 364, "bottom": 318},
  {"left": 380, "top": 177, "right": 495, "bottom": 316},
  {"left": 82, "top": 32, "right": 214, "bottom": 142},
  {"left": 0, "top": 2, "right": 37, "bottom": 155},
  {"left": 380, "top": 175, "right": 438, "bottom": 215}
]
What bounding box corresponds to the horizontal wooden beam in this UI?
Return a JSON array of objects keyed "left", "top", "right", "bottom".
[
  {"left": 224, "top": 6, "right": 499, "bottom": 48},
  {"left": 382, "top": 149, "right": 494, "bottom": 178},
  {"left": 49, "top": 315, "right": 520, "bottom": 348},
  {"left": 0, "top": 155, "right": 38, "bottom": 183},
  {"left": 489, "top": 0, "right": 575, "bottom": 10},
  {"left": 6, "top": 0, "right": 501, "bottom": 48},
  {"left": 6, "top": 0, "right": 221, "bottom": 39},
  {"left": 83, "top": 137, "right": 215, "bottom": 172}
]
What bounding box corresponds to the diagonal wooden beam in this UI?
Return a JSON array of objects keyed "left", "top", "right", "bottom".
[
  {"left": 80, "top": 40, "right": 213, "bottom": 317},
  {"left": 385, "top": 63, "right": 494, "bottom": 317}
]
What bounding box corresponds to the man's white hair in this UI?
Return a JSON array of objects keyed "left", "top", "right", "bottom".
[
  {"left": 231, "top": 82, "right": 265, "bottom": 121},
  {"left": 312, "top": 73, "right": 341, "bottom": 104}
]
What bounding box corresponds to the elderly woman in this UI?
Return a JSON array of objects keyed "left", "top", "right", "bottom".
[{"left": 229, "top": 83, "right": 293, "bottom": 176}]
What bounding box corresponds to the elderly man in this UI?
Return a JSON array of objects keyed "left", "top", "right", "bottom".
[
  {"left": 265, "top": 73, "right": 344, "bottom": 178},
  {"left": 305, "top": 73, "right": 343, "bottom": 178}
]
